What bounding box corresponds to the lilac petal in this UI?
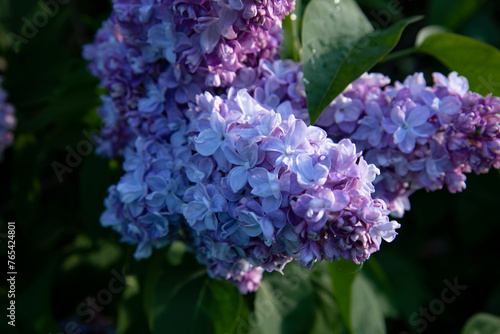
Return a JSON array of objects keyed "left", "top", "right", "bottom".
[
  {"left": 243, "top": 144, "right": 258, "bottom": 167},
  {"left": 296, "top": 155, "right": 315, "bottom": 186},
  {"left": 261, "top": 136, "right": 285, "bottom": 152},
  {"left": 366, "top": 102, "right": 383, "bottom": 118},
  {"left": 393, "top": 128, "right": 407, "bottom": 144},
  {"left": 390, "top": 107, "right": 405, "bottom": 126},
  {"left": 260, "top": 219, "right": 275, "bottom": 240},
  {"left": 287, "top": 120, "right": 308, "bottom": 149},
  {"left": 420, "top": 90, "right": 436, "bottom": 106},
  {"left": 314, "top": 164, "right": 329, "bottom": 184},
  {"left": 200, "top": 23, "right": 221, "bottom": 54},
  {"left": 439, "top": 96, "right": 461, "bottom": 116},
  {"left": 433, "top": 72, "right": 448, "bottom": 87},
  {"left": 248, "top": 167, "right": 269, "bottom": 188},
  {"left": 210, "top": 111, "right": 226, "bottom": 135},
  {"left": 331, "top": 190, "right": 350, "bottom": 211},
  {"left": 268, "top": 210, "right": 286, "bottom": 228},
  {"left": 262, "top": 195, "right": 282, "bottom": 213},
  {"left": 398, "top": 136, "right": 416, "bottom": 154},
  {"left": 238, "top": 212, "right": 263, "bottom": 237},
  {"left": 251, "top": 183, "right": 273, "bottom": 198},
  {"left": 382, "top": 117, "right": 399, "bottom": 134},
  {"left": 166, "top": 194, "right": 183, "bottom": 214},
  {"left": 204, "top": 213, "right": 217, "bottom": 231},
  {"left": 134, "top": 243, "right": 152, "bottom": 260},
  {"left": 229, "top": 0, "right": 244, "bottom": 10},
  {"left": 195, "top": 129, "right": 222, "bottom": 156},
  {"left": 413, "top": 122, "right": 436, "bottom": 137},
  {"left": 407, "top": 106, "right": 431, "bottom": 126},
  {"left": 183, "top": 202, "right": 207, "bottom": 224},
  {"left": 223, "top": 146, "right": 245, "bottom": 165},
  {"left": 447, "top": 72, "right": 469, "bottom": 96},
  {"left": 145, "top": 175, "right": 167, "bottom": 191},
  {"left": 307, "top": 126, "right": 327, "bottom": 142},
  {"left": 219, "top": 7, "right": 238, "bottom": 27},
  {"left": 211, "top": 194, "right": 227, "bottom": 212},
  {"left": 228, "top": 166, "right": 248, "bottom": 192},
  {"left": 145, "top": 192, "right": 165, "bottom": 208}
]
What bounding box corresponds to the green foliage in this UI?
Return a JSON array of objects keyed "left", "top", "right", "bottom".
[
  {"left": 328, "top": 260, "right": 361, "bottom": 330},
  {"left": 428, "top": 0, "right": 486, "bottom": 30},
  {"left": 302, "top": 0, "right": 421, "bottom": 123},
  {"left": 143, "top": 253, "right": 247, "bottom": 334},
  {"left": 252, "top": 262, "right": 346, "bottom": 334},
  {"left": 418, "top": 32, "right": 500, "bottom": 96}
]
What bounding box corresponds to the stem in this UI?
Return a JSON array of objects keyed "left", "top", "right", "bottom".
[{"left": 380, "top": 47, "right": 418, "bottom": 63}]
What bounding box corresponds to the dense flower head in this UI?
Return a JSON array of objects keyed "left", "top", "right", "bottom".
[
  {"left": 101, "top": 87, "right": 399, "bottom": 293},
  {"left": 100, "top": 137, "right": 188, "bottom": 259},
  {"left": 92, "top": 0, "right": 400, "bottom": 294},
  {"left": 0, "top": 76, "right": 16, "bottom": 158},
  {"left": 84, "top": 0, "right": 294, "bottom": 156},
  {"left": 317, "top": 72, "right": 500, "bottom": 217}
]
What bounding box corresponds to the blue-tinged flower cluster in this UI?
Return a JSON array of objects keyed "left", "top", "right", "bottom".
[
  {"left": 318, "top": 72, "right": 500, "bottom": 217},
  {"left": 185, "top": 90, "right": 399, "bottom": 270},
  {"left": 0, "top": 76, "right": 16, "bottom": 158},
  {"left": 91, "top": 0, "right": 399, "bottom": 293},
  {"left": 100, "top": 137, "right": 187, "bottom": 259},
  {"left": 84, "top": 0, "right": 293, "bottom": 156}
]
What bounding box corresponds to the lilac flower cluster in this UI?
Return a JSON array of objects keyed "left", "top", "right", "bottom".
[
  {"left": 100, "top": 87, "right": 399, "bottom": 291},
  {"left": 83, "top": 0, "right": 293, "bottom": 156},
  {"left": 91, "top": 0, "right": 399, "bottom": 293},
  {"left": 317, "top": 72, "right": 500, "bottom": 217},
  {"left": 185, "top": 90, "right": 399, "bottom": 271},
  {"left": 0, "top": 76, "right": 16, "bottom": 158}
]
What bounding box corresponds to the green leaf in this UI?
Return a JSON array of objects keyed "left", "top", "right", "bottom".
[
  {"left": 461, "top": 313, "right": 500, "bottom": 334},
  {"left": 362, "top": 258, "right": 399, "bottom": 319},
  {"left": 302, "top": 0, "right": 372, "bottom": 124},
  {"left": 428, "top": 0, "right": 486, "bottom": 30},
  {"left": 252, "top": 264, "right": 314, "bottom": 334},
  {"left": 301, "top": 0, "right": 421, "bottom": 123},
  {"left": 350, "top": 274, "right": 386, "bottom": 334},
  {"left": 328, "top": 259, "right": 361, "bottom": 331},
  {"left": 310, "top": 263, "right": 349, "bottom": 334},
  {"left": 417, "top": 33, "right": 500, "bottom": 96},
  {"left": 329, "top": 260, "right": 387, "bottom": 334},
  {"left": 146, "top": 255, "right": 245, "bottom": 334},
  {"left": 252, "top": 262, "right": 346, "bottom": 334}
]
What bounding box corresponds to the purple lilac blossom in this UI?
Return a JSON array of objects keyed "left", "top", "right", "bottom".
[
  {"left": 317, "top": 72, "right": 500, "bottom": 217},
  {"left": 92, "top": 1, "right": 400, "bottom": 294},
  {"left": 100, "top": 137, "right": 188, "bottom": 259},
  {"left": 185, "top": 90, "right": 399, "bottom": 272},
  {"left": 100, "top": 88, "right": 399, "bottom": 293},
  {"left": 83, "top": 0, "right": 294, "bottom": 156},
  {"left": 0, "top": 76, "right": 16, "bottom": 158}
]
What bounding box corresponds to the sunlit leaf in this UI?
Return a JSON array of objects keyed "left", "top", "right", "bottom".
[
  {"left": 302, "top": 0, "right": 421, "bottom": 123},
  {"left": 418, "top": 33, "right": 500, "bottom": 96}
]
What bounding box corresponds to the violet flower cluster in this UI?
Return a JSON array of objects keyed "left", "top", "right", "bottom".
[
  {"left": 0, "top": 76, "right": 16, "bottom": 159},
  {"left": 317, "top": 72, "right": 500, "bottom": 217},
  {"left": 88, "top": 0, "right": 399, "bottom": 293},
  {"left": 83, "top": 0, "right": 290, "bottom": 156}
]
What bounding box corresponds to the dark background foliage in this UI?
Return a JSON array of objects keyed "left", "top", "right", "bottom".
[{"left": 0, "top": 0, "right": 499, "bottom": 333}]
